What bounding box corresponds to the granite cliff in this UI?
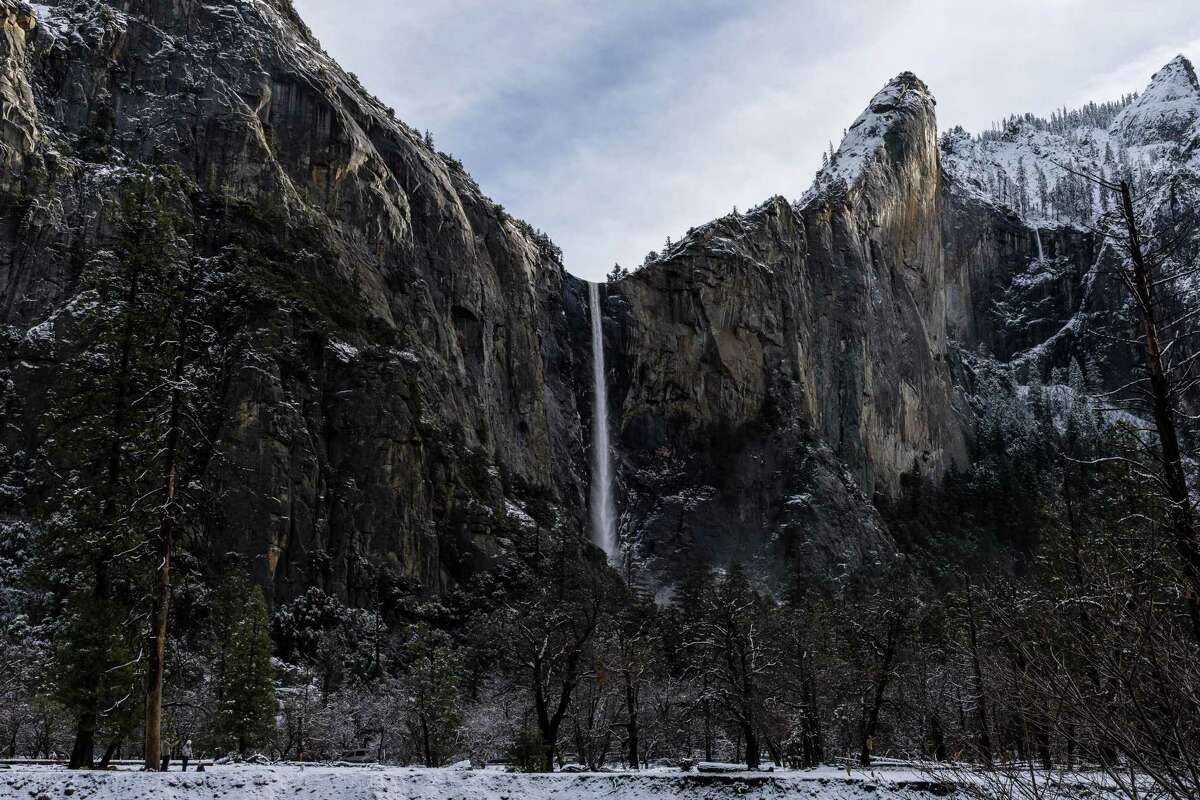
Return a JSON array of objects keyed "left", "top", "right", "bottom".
[
  {"left": 0, "top": 0, "right": 589, "bottom": 604},
  {"left": 2, "top": 0, "right": 1198, "bottom": 598}
]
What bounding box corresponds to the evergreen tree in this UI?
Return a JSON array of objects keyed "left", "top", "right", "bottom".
[
  {"left": 212, "top": 577, "right": 276, "bottom": 756},
  {"left": 401, "top": 623, "right": 463, "bottom": 767},
  {"left": 31, "top": 168, "right": 190, "bottom": 768}
]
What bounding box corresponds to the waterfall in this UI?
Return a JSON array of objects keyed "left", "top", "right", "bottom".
[
  {"left": 588, "top": 282, "right": 617, "bottom": 560},
  {"left": 1034, "top": 227, "right": 1045, "bottom": 263}
]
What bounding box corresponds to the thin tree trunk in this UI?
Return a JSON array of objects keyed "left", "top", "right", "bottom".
[
  {"left": 1118, "top": 180, "right": 1200, "bottom": 641},
  {"left": 929, "top": 714, "right": 947, "bottom": 762},
  {"left": 625, "top": 679, "right": 639, "bottom": 769},
  {"left": 98, "top": 737, "right": 122, "bottom": 770},
  {"left": 703, "top": 697, "right": 713, "bottom": 761},
  {"left": 144, "top": 326, "right": 187, "bottom": 771},
  {"left": 859, "top": 620, "right": 898, "bottom": 767},
  {"left": 803, "top": 679, "right": 823, "bottom": 767},
  {"left": 964, "top": 584, "right": 993, "bottom": 767},
  {"left": 421, "top": 717, "right": 433, "bottom": 767}
]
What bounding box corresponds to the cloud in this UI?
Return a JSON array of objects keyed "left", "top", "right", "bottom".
[{"left": 293, "top": 0, "right": 1200, "bottom": 280}]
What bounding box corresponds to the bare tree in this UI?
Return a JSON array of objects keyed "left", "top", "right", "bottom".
[
  {"left": 503, "top": 544, "right": 609, "bottom": 771},
  {"left": 685, "top": 563, "right": 778, "bottom": 769}
]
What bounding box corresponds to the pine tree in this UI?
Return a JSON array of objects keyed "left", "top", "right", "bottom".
[
  {"left": 212, "top": 577, "right": 276, "bottom": 756},
  {"left": 31, "top": 168, "right": 190, "bottom": 769},
  {"left": 402, "top": 624, "right": 463, "bottom": 767}
]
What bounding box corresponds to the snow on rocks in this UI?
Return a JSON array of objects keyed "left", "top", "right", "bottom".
[
  {"left": 1111, "top": 54, "right": 1200, "bottom": 146},
  {"left": 802, "top": 72, "right": 935, "bottom": 204},
  {"left": 941, "top": 55, "right": 1200, "bottom": 232},
  {"left": 328, "top": 339, "right": 360, "bottom": 363}
]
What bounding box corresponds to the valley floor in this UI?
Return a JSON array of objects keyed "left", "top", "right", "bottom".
[{"left": 0, "top": 762, "right": 1118, "bottom": 800}]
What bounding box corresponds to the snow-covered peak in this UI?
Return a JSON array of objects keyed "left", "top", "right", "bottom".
[
  {"left": 866, "top": 71, "right": 935, "bottom": 114},
  {"left": 941, "top": 54, "right": 1200, "bottom": 230},
  {"left": 803, "top": 72, "right": 935, "bottom": 203},
  {"left": 1110, "top": 54, "right": 1200, "bottom": 145}
]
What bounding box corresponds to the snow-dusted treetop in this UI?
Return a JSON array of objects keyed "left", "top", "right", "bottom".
[{"left": 941, "top": 55, "right": 1200, "bottom": 230}]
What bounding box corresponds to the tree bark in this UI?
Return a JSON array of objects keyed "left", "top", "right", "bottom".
[
  {"left": 421, "top": 717, "right": 433, "bottom": 767},
  {"left": 929, "top": 714, "right": 947, "bottom": 762},
  {"left": 624, "top": 680, "right": 639, "bottom": 769},
  {"left": 68, "top": 712, "right": 95, "bottom": 770},
  {"left": 743, "top": 724, "right": 760, "bottom": 770},
  {"left": 859, "top": 619, "right": 898, "bottom": 767},
  {"left": 144, "top": 322, "right": 187, "bottom": 771},
  {"left": 98, "top": 737, "right": 122, "bottom": 770}
]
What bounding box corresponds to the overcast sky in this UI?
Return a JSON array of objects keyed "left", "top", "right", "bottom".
[{"left": 292, "top": 1, "right": 1200, "bottom": 282}]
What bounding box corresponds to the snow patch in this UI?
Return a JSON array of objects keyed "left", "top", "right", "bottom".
[
  {"left": 802, "top": 73, "right": 933, "bottom": 204},
  {"left": 503, "top": 500, "right": 536, "bottom": 530},
  {"left": 329, "top": 340, "right": 359, "bottom": 363}
]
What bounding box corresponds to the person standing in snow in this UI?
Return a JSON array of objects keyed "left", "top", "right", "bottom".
[
  {"left": 160, "top": 736, "right": 172, "bottom": 772},
  {"left": 180, "top": 740, "right": 193, "bottom": 772}
]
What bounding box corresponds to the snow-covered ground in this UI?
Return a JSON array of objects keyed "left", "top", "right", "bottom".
[
  {"left": 0, "top": 762, "right": 984, "bottom": 800},
  {"left": 0, "top": 761, "right": 1136, "bottom": 800}
]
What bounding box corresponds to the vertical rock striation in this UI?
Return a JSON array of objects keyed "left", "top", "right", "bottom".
[
  {"left": 2, "top": 2, "right": 1198, "bottom": 597},
  {"left": 0, "top": 0, "right": 589, "bottom": 604},
  {"left": 593, "top": 74, "right": 962, "bottom": 588}
]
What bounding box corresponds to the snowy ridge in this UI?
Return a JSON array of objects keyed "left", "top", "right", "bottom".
[
  {"left": 801, "top": 72, "right": 934, "bottom": 204},
  {"left": 942, "top": 54, "right": 1200, "bottom": 231}
]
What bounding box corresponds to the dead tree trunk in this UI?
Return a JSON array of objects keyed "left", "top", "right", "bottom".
[{"left": 1117, "top": 180, "right": 1200, "bottom": 641}]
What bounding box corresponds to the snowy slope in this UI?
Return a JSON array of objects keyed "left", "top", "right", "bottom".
[
  {"left": 933, "top": 53, "right": 1200, "bottom": 380},
  {"left": 941, "top": 54, "right": 1200, "bottom": 231},
  {"left": 1112, "top": 54, "right": 1200, "bottom": 146}
]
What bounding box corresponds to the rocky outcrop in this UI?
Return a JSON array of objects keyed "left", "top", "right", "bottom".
[
  {"left": 0, "top": 1, "right": 38, "bottom": 190},
  {"left": 587, "top": 75, "right": 966, "bottom": 587},
  {"left": 0, "top": 0, "right": 589, "bottom": 605},
  {"left": 1111, "top": 54, "right": 1200, "bottom": 146},
  {"left": 591, "top": 56, "right": 1200, "bottom": 588}
]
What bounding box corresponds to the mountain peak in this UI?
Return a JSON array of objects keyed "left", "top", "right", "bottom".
[
  {"left": 802, "top": 71, "right": 936, "bottom": 203},
  {"left": 1160, "top": 53, "right": 1197, "bottom": 82},
  {"left": 870, "top": 71, "right": 935, "bottom": 113},
  {"left": 1111, "top": 53, "right": 1200, "bottom": 145}
]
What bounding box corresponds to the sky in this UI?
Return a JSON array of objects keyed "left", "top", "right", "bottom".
[{"left": 291, "top": 0, "right": 1200, "bottom": 282}]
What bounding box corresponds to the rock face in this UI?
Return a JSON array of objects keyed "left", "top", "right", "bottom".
[
  {"left": 592, "top": 75, "right": 964, "bottom": 586},
  {"left": 2, "top": 1, "right": 1198, "bottom": 598},
  {"left": 592, "top": 58, "right": 1200, "bottom": 589},
  {"left": 0, "top": 1, "right": 38, "bottom": 190},
  {"left": 0, "top": 0, "right": 589, "bottom": 604}
]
